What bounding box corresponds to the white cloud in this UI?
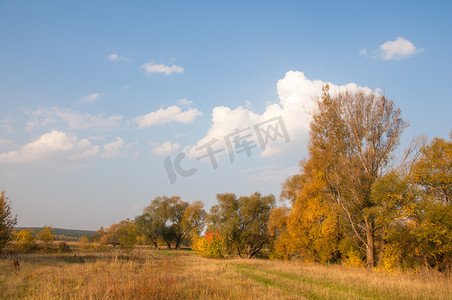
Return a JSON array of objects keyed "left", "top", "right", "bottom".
[
  {"left": 151, "top": 141, "right": 180, "bottom": 156},
  {"left": 26, "top": 108, "right": 122, "bottom": 131},
  {"left": 141, "top": 62, "right": 184, "bottom": 75},
  {"left": 0, "top": 131, "right": 99, "bottom": 164},
  {"left": 78, "top": 93, "right": 104, "bottom": 104},
  {"left": 380, "top": 37, "right": 422, "bottom": 60},
  {"left": 134, "top": 106, "right": 202, "bottom": 128},
  {"left": 102, "top": 137, "right": 124, "bottom": 158},
  {"left": 178, "top": 98, "right": 193, "bottom": 106},
  {"left": 187, "top": 71, "right": 376, "bottom": 158},
  {"left": 108, "top": 53, "right": 130, "bottom": 62},
  {"left": 359, "top": 48, "right": 367, "bottom": 56}
]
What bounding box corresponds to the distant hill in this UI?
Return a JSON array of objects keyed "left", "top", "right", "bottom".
[{"left": 15, "top": 227, "right": 95, "bottom": 239}]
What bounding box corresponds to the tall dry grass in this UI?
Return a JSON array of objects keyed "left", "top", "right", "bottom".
[{"left": 0, "top": 248, "right": 450, "bottom": 299}]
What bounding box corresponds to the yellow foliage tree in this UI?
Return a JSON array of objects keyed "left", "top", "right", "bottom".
[
  {"left": 37, "top": 225, "right": 54, "bottom": 250},
  {"left": 15, "top": 228, "right": 36, "bottom": 251}
]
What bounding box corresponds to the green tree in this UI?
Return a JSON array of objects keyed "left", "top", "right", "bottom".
[
  {"left": 115, "top": 220, "right": 137, "bottom": 249},
  {"left": 0, "top": 190, "right": 17, "bottom": 249},
  {"left": 208, "top": 192, "right": 275, "bottom": 258},
  {"left": 135, "top": 213, "right": 160, "bottom": 248},
  {"left": 137, "top": 196, "right": 202, "bottom": 249}
]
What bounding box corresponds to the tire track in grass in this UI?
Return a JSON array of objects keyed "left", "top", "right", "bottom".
[
  {"left": 233, "top": 264, "right": 320, "bottom": 299},
  {"left": 233, "top": 263, "right": 379, "bottom": 300}
]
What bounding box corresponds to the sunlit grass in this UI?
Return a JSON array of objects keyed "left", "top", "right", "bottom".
[{"left": 0, "top": 248, "right": 450, "bottom": 299}]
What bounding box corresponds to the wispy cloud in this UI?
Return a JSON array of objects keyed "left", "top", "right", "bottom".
[
  {"left": 177, "top": 98, "right": 193, "bottom": 106},
  {"left": 141, "top": 62, "right": 184, "bottom": 75},
  {"left": 134, "top": 105, "right": 202, "bottom": 128},
  {"left": 25, "top": 108, "right": 122, "bottom": 131},
  {"left": 78, "top": 93, "right": 105, "bottom": 104},
  {"left": 151, "top": 141, "right": 180, "bottom": 156},
  {"left": 102, "top": 137, "right": 124, "bottom": 158},
  {"left": 108, "top": 53, "right": 130, "bottom": 62}
]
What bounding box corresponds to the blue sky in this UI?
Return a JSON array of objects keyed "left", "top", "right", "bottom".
[{"left": 1, "top": 1, "right": 451, "bottom": 230}]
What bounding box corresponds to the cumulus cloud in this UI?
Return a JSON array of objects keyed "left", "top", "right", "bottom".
[
  {"left": 78, "top": 93, "right": 104, "bottom": 104},
  {"left": 141, "top": 62, "right": 184, "bottom": 75},
  {"left": 187, "top": 71, "right": 376, "bottom": 158},
  {"left": 108, "top": 53, "right": 130, "bottom": 62},
  {"left": 134, "top": 106, "right": 202, "bottom": 128},
  {"left": 0, "top": 131, "right": 99, "bottom": 164},
  {"left": 102, "top": 137, "right": 124, "bottom": 158},
  {"left": 151, "top": 141, "right": 180, "bottom": 156},
  {"left": 26, "top": 108, "right": 122, "bottom": 131},
  {"left": 380, "top": 37, "right": 421, "bottom": 60}
]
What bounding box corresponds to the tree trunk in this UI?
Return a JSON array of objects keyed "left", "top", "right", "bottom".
[
  {"left": 165, "top": 240, "right": 171, "bottom": 250},
  {"left": 175, "top": 238, "right": 181, "bottom": 249},
  {"left": 365, "top": 221, "right": 374, "bottom": 269}
]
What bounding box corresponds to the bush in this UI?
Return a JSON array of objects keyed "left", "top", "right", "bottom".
[
  {"left": 194, "top": 232, "right": 224, "bottom": 258},
  {"left": 58, "top": 241, "right": 71, "bottom": 253}
]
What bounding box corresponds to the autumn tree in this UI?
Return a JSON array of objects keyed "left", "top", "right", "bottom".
[
  {"left": 268, "top": 206, "right": 298, "bottom": 260},
  {"left": 308, "top": 86, "right": 407, "bottom": 268},
  {"left": 37, "top": 225, "right": 54, "bottom": 250},
  {"left": 114, "top": 220, "right": 138, "bottom": 249},
  {"left": 15, "top": 228, "right": 36, "bottom": 251},
  {"left": 0, "top": 190, "right": 17, "bottom": 249},
  {"left": 180, "top": 200, "right": 206, "bottom": 246},
  {"left": 208, "top": 192, "right": 275, "bottom": 258},
  {"left": 79, "top": 235, "right": 89, "bottom": 250},
  {"left": 206, "top": 193, "right": 240, "bottom": 254},
  {"left": 408, "top": 133, "right": 452, "bottom": 269},
  {"left": 137, "top": 196, "right": 205, "bottom": 249},
  {"left": 135, "top": 213, "right": 160, "bottom": 248}
]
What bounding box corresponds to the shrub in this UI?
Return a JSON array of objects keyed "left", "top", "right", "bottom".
[
  {"left": 194, "top": 232, "right": 224, "bottom": 258},
  {"left": 58, "top": 241, "right": 71, "bottom": 253}
]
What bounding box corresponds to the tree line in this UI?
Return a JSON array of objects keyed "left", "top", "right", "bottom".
[{"left": 1, "top": 86, "right": 450, "bottom": 271}]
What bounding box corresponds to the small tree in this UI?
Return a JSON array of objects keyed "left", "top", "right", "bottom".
[
  {"left": 194, "top": 232, "right": 224, "bottom": 258},
  {"left": 15, "top": 228, "right": 36, "bottom": 251},
  {"left": 79, "top": 235, "right": 89, "bottom": 251},
  {"left": 37, "top": 225, "right": 54, "bottom": 250},
  {"left": 0, "top": 190, "right": 17, "bottom": 249},
  {"left": 115, "top": 220, "right": 137, "bottom": 249}
]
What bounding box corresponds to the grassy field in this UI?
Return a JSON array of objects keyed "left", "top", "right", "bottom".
[{"left": 1, "top": 247, "right": 451, "bottom": 299}]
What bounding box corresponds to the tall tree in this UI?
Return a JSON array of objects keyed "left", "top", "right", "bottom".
[
  {"left": 137, "top": 196, "right": 203, "bottom": 249},
  {"left": 309, "top": 86, "right": 407, "bottom": 268},
  {"left": 0, "top": 190, "right": 17, "bottom": 249},
  {"left": 180, "top": 200, "right": 206, "bottom": 246},
  {"left": 208, "top": 192, "right": 275, "bottom": 258},
  {"left": 409, "top": 133, "right": 452, "bottom": 269}
]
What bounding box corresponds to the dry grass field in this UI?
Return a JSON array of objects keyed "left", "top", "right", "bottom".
[{"left": 1, "top": 247, "right": 451, "bottom": 299}]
